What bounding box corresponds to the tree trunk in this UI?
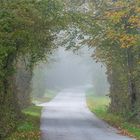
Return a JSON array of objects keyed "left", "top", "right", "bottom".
[
  {"left": 126, "top": 48, "right": 136, "bottom": 111},
  {"left": 0, "top": 53, "right": 21, "bottom": 138}
]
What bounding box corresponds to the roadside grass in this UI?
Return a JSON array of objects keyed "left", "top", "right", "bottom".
[
  {"left": 32, "top": 89, "right": 57, "bottom": 104},
  {"left": 86, "top": 90, "right": 140, "bottom": 140},
  {"left": 7, "top": 90, "right": 57, "bottom": 140},
  {"left": 6, "top": 106, "right": 42, "bottom": 140}
]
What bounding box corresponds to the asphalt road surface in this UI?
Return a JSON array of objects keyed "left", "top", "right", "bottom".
[{"left": 40, "top": 88, "right": 135, "bottom": 140}]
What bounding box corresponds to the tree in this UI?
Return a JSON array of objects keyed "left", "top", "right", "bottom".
[
  {"left": 83, "top": 0, "right": 140, "bottom": 116},
  {"left": 0, "top": 0, "right": 67, "bottom": 138},
  {"left": 66, "top": 0, "right": 140, "bottom": 118}
]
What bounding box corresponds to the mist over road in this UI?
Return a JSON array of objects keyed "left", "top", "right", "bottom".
[{"left": 40, "top": 88, "right": 135, "bottom": 140}]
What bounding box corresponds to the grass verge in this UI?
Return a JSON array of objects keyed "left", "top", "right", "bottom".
[
  {"left": 6, "top": 106, "right": 42, "bottom": 140},
  {"left": 32, "top": 89, "right": 57, "bottom": 104},
  {"left": 6, "top": 90, "right": 57, "bottom": 140},
  {"left": 86, "top": 90, "right": 140, "bottom": 140}
]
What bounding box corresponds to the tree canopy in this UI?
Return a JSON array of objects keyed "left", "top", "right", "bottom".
[{"left": 0, "top": 0, "right": 140, "bottom": 138}]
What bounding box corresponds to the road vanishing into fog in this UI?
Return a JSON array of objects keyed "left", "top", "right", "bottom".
[{"left": 40, "top": 88, "right": 135, "bottom": 140}]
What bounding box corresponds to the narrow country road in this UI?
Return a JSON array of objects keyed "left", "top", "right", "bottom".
[{"left": 40, "top": 88, "right": 135, "bottom": 140}]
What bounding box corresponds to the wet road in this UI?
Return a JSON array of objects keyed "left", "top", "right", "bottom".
[{"left": 40, "top": 89, "right": 135, "bottom": 140}]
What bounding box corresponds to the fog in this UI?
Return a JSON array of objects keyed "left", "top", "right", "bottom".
[{"left": 31, "top": 46, "right": 109, "bottom": 98}]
